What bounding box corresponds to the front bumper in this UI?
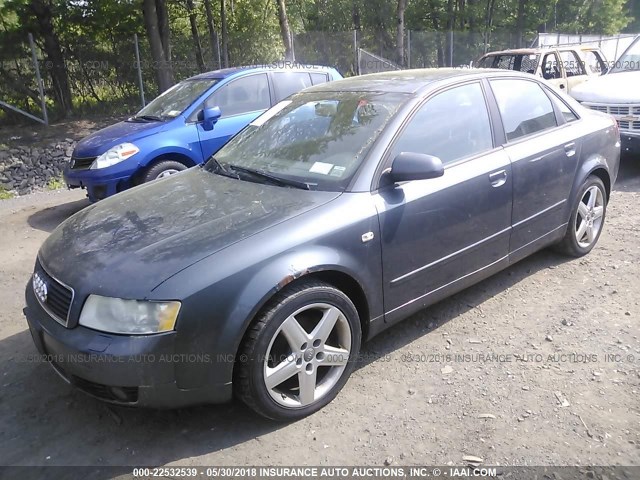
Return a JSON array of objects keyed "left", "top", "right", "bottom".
[
  {"left": 24, "top": 284, "right": 232, "bottom": 408},
  {"left": 63, "top": 166, "right": 136, "bottom": 202}
]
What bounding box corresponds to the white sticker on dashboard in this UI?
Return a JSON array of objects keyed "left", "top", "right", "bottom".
[
  {"left": 309, "top": 162, "right": 334, "bottom": 175},
  {"left": 330, "top": 166, "right": 346, "bottom": 177}
]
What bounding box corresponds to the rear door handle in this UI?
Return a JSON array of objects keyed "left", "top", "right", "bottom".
[
  {"left": 489, "top": 169, "right": 507, "bottom": 187},
  {"left": 564, "top": 142, "right": 576, "bottom": 157}
]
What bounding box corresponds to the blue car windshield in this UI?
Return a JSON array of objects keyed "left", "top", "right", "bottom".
[
  {"left": 206, "top": 91, "right": 408, "bottom": 191},
  {"left": 134, "top": 79, "right": 219, "bottom": 120}
]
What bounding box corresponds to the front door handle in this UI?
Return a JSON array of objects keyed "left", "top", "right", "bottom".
[
  {"left": 564, "top": 142, "right": 576, "bottom": 157},
  {"left": 489, "top": 169, "right": 507, "bottom": 187}
]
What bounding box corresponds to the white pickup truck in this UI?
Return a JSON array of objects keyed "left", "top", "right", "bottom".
[{"left": 571, "top": 36, "right": 640, "bottom": 156}]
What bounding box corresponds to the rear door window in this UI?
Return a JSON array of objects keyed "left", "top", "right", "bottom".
[
  {"left": 490, "top": 79, "right": 558, "bottom": 141},
  {"left": 310, "top": 72, "right": 329, "bottom": 85},
  {"left": 583, "top": 50, "right": 607, "bottom": 74},
  {"left": 272, "top": 72, "right": 313, "bottom": 102},
  {"left": 560, "top": 50, "right": 586, "bottom": 77}
]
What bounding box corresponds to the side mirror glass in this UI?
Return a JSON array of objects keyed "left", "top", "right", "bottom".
[
  {"left": 200, "top": 106, "right": 222, "bottom": 131},
  {"left": 389, "top": 152, "right": 444, "bottom": 182}
]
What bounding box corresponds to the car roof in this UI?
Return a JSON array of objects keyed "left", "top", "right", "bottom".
[
  {"left": 303, "top": 68, "right": 532, "bottom": 95},
  {"left": 482, "top": 46, "right": 601, "bottom": 57},
  {"left": 186, "top": 65, "right": 337, "bottom": 81}
]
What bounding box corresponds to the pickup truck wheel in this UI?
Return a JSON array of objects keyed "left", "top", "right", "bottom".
[{"left": 142, "top": 160, "right": 187, "bottom": 182}]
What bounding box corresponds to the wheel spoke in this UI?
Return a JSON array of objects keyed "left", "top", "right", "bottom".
[
  {"left": 577, "top": 202, "right": 589, "bottom": 219},
  {"left": 311, "top": 307, "right": 341, "bottom": 343},
  {"left": 280, "top": 315, "right": 309, "bottom": 350},
  {"left": 319, "top": 345, "right": 350, "bottom": 366},
  {"left": 265, "top": 357, "right": 298, "bottom": 389},
  {"left": 298, "top": 369, "right": 317, "bottom": 405},
  {"left": 576, "top": 220, "right": 587, "bottom": 241},
  {"left": 587, "top": 187, "right": 597, "bottom": 208},
  {"left": 586, "top": 224, "right": 596, "bottom": 243},
  {"left": 593, "top": 205, "right": 604, "bottom": 220}
]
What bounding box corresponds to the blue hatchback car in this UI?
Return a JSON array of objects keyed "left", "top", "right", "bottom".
[{"left": 64, "top": 65, "right": 342, "bottom": 201}]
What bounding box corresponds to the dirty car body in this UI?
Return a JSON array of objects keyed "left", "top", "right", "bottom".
[{"left": 25, "top": 69, "right": 620, "bottom": 418}]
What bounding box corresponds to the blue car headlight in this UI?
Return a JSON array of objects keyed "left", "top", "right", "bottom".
[{"left": 91, "top": 143, "right": 140, "bottom": 169}]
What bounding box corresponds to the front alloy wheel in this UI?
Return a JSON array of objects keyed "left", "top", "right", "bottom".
[{"left": 235, "top": 280, "right": 361, "bottom": 420}]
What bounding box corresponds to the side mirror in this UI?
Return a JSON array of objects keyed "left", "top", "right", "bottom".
[
  {"left": 389, "top": 152, "right": 444, "bottom": 182},
  {"left": 200, "top": 106, "right": 222, "bottom": 131}
]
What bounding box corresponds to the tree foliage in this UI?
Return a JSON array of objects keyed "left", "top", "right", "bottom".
[{"left": 0, "top": 0, "right": 636, "bottom": 123}]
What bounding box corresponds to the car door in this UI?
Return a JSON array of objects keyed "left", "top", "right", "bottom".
[
  {"left": 487, "top": 78, "right": 581, "bottom": 262},
  {"left": 373, "top": 81, "right": 513, "bottom": 323},
  {"left": 196, "top": 73, "right": 272, "bottom": 159},
  {"left": 559, "top": 50, "right": 589, "bottom": 92},
  {"left": 540, "top": 51, "right": 567, "bottom": 91}
]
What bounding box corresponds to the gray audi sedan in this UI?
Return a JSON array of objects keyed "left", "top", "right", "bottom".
[{"left": 25, "top": 69, "right": 620, "bottom": 420}]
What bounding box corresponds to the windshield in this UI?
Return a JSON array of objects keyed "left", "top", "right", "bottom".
[
  {"left": 610, "top": 37, "right": 640, "bottom": 73},
  {"left": 134, "top": 79, "right": 219, "bottom": 120},
  {"left": 205, "top": 91, "right": 408, "bottom": 191}
]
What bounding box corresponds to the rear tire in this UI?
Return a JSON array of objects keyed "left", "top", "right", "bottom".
[
  {"left": 555, "top": 175, "right": 607, "bottom": 257},
  {"left": 234, "top": 280, "right": 361, "bottom": 421},
  {"left": 142, "top": 160, "right": 187, "bottom": 183}
]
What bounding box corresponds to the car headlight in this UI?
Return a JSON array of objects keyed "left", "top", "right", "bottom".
[
  {"left": 79, "top": 295, "right": 180, "bottom": 335},
  {"left": 90, "top": 143, "right": 139, "bottom": 169}
]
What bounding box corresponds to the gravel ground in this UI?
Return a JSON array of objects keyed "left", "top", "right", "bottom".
[{"left": 0, "top": 157, "right": 638, "bottom": 473}]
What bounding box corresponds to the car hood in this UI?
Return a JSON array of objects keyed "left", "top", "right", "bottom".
[
  {"left": 571, "top": 71, "right": 640, "bottom": 103},
  {"left": 39, "top": 167, "right": 341, "bottom": 299},
  {"left": 72, "top": 119, "right": 169, "bottom": 158}
]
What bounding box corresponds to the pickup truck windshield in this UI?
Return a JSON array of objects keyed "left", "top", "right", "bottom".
[{"left": 609, "top": 37, "right": 640, "bottom": 73}]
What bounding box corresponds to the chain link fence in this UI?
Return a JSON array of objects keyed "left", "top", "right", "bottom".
[{"left": 1, "top": 29, "right": 626, "bottom": 125}]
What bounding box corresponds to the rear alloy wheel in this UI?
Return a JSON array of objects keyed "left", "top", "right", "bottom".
[
  {"left": 235, "top": 280, "right": 361, "bottom": 421},
  {"left": 142, "top": 160, "right": 187, "bottom": 183},
  {"left": 556, "top": 175, "right": 607, "bottom": 257}
]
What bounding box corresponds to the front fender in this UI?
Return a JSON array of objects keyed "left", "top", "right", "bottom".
[
  {"left": 151, "top": 194, "right": 383, "bottom": 390},
  {"left": 135, "top": 142, "right": 202, "bottom": 168}
]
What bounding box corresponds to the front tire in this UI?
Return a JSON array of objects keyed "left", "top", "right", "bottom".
[
  {"left": 234, "top": 280, "right": 362, "bottom": 421},
  {"left": 555, "top": 175, "right": 607, "bottom": 257},
  {"left": 142, "top": 160, "right": 187, "bottom": 183}
]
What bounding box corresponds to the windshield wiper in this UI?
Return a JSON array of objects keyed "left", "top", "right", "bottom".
[
  {"left": 205, "top": 158, "right": 240, "bottom": 180},
  {"left": 131, "top": 114, "right": 165, "bottom": 122},
  {"left": 227, "top": 164, "right": 312, "bottom": 190}
]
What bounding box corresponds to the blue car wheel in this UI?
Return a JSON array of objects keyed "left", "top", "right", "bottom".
[{"left": 143, "top": 160, "right": 188, "bottom": 182}]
